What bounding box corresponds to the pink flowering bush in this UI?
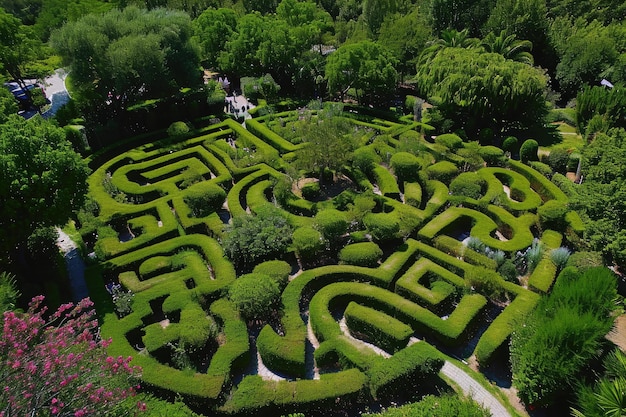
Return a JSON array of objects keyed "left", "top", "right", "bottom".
[{"left": 0, "top": 296, "right": 142, "bottom": 417}]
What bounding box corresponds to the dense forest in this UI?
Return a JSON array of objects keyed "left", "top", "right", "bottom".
[{"left": 1, "top": 0, "right": 626, "bottom": 416}]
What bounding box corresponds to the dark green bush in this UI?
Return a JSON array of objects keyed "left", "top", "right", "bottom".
[
  {"left": 301, "top": 181, "right": 320, "bottom": 200},
  {"left": 547, "top": 148, "right": 570, "bottom": 174},
  {"left": 567, "top": 153, "right": 581, "bottom": 172},
  {"left": 315, "top": 209, "right": 348, "bottom": 241},
  {"left": 449, "top": 172, "right": 486, "bottom": 200},
  {"left": 183, "top": 182, "right": 226, "bottom": 217},
  {"left": 425, "top": 161, "right": 458, "bottom": 183},
  {"left": 353, "top": 146, "right": 381, "bottom": 175},
  {"left": 292, "top": 226, "right": 324, "bottom": 260},
  {"left": 253, "top": 260, "right": 292, "bottom": 289},
  {"left": 520, "top": 139, "right": 539, "bottom": 163},
  {"left": 339, "top": 242, "right": 383, "bottom": 267},
  {"left": 566, "top": 251, "right": 604, "bottom": 272},
  {"left": 537, "top": 200, "right": 568, "bottom": 231},
  {"left": 502, "top": 136, "right": 518, "bottom": 154},
  {"left": 363, "top": 212, "right": 400, "bottom": 241},
  {"left": 529, "top": 161, "right": 553, "bottom": 178},
  {"left": 498, "top": 259, "right": 518, "bottom": 282},
  {"left": 390, "top": 152, "right": 421, "bottom": 182},
  {"left": 435, "top": 133, "right": 463, "bottom": 150},
  {"left": 479, "top": 146, "right": 505, "bottom": 166},
  {"left": 229, "top": 273, "right": 280, "bottom": 320},
  {"left": 167, "top": 121, "right": 190, "bottom": 137}
]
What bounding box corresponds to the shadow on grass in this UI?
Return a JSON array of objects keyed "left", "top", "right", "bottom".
[{"left": 506, "top": 124, "right": 563, "bottom": 148}]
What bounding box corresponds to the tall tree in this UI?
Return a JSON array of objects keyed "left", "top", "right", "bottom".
[
  {"left": 481, "top": 30, "right": 534, "bottom": 64},
  {"left": 193, "top": 8, "right": 238, "bottom": 66},
  {"left": 0, "top": 115, "right": 89, "bottom": 260},
  {"left": 325, "top": 40, "right": 398, "bottom": 104},
  {"left": 0, "top": 8, "right": 40, "bottom": 87}
]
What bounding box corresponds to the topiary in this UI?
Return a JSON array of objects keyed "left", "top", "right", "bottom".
[
  {"left": 353, "top": 146, "right": 381, "bottom": 175},
  {"left": 253, "top": 260, "right": 292, "bottom": 289},
  {"left": 339, "top": 242, "right": 383, "bottom": 267},
  {"left": 547, "top": 148, "right": 569, "bottom": 174},
  {"left": 363, "top": 212, "right": 400, "bottom": 241},
  {"left": 167, "top": 121, "right": 190, "bottom": 137},
  {"left": 502, "top": 136, "right": 518, "bottom": 154},
  {"left": 435, "top": 133, "right": 463, "bottom": 150},
  {"left": 449, "top": 172, "right": 486, "bottom": 200},
  {"left": 183, "top": 182, "right": 226, "bottom": 217},
  {"left": 529, "top": 161, "right": 553, "bottom": 178},
  {"left": 228, "top": 273, "right": 280, "bottom": 320},
  {"left": 537, "top": 200, "right": 568, "bottom": 231},
  {"left": 425, "top": 161, "right": 458, "bottom": 183},
  {"left": 479, "top": 146, "right": 505, "bottom": 166},
  {"left": 292, "top": 226, "right": 323, "bottom": 260},
  {"left": 390, "top": 151, "right": 421, "bottom": 182},
  {"left": 315, "top": 209, "right": 348, "bottom": 241},
  {"left": 519, "top": 139, "right": 539, "bottom": 163}
]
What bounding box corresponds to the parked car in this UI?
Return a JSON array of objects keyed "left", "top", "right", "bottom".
[{"left": 3, "top": 81, "right": 47, "bottom": 110}]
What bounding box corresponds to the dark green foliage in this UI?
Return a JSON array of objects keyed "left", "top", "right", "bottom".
[
  {"left": 229, "top": 273, "right": 281, "bottom": 320},
  {"left": 537, "top": 200, "right": 568, "bottom": 231},
  {"left": 498, "top": 259, "right": 518, "bottom": 282},
  {"left": 0, "top": 272, "right": 20, "bottom": 313},
  {"left": 465, "top": 266, "right": 505, "bottom": 300},
  {"left": 353, "top": 146, "right": 382, "bottom": 175},
  {"left": 363, "top": 213, "right": 400, "bottom": 241},
  {"left": 435, "top": 133, "right": 463, "bottom": 150},
  {"left": 339, "top": 242, "right": 383, "bottom": 267},
  {"left": 426, "top": 161, "right": 458, "bottom": 183},
  {"left": 450, "top": 172, "right": 486, "bottom": 200},
  {"left": 511, "top": 267, "right": 618, "bottom": 406},
  {"left": 364, "top": 393, "right": 490, "bottom": 417},
  {"left": 223, "top": 209, "right": 292, "bottom": 271},
  {"left": 183, "top": 182, "right": 226, "bottom": 217},
  {"left": 390, "top": 151, "right": 421, "bottom": 182},
  {"left": 301, "top": 181, "right": 320, "bottom": 200},
  {"left": 519, "top": 139, "right": 539, "bottom": 163},
  {"left": 253, "top": 260, "right": 292, "bottom": 290},
  {"left": 502, "top": 136, "right": 518, "bottom": 154},
  {"left": 566, "top": 251, "right": 604, "bottom": 271},
  {"left": 479, "top": 145, "right": 505, "bottom": 166},
  {"left": 547, "top": 148, "right": 570, "bottom": 174},
  {"left": 167, "top": 121, "right": 190, "bottom": 137},
  {"left": 528, "top": 161, "right": 553, "bottom": 178},
  {"left": 576, "top": 85, "right": 626, "bottom": 136},
  {"left": 315, "top": 209, "right": 348, "bottom": 241}
]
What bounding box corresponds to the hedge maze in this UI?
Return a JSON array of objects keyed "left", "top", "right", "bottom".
[{"left": 84, "top": 105, "right": 583, "bottom": 415}]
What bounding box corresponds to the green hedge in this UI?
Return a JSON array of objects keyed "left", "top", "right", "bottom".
[
  {"left": 508, "top": 160, "right": 568, "bottom": 203},
  {"left": 390, "top": 152, "right": 421, "bottom": 183},
  {"left": 528, "top": 257, "right": 558, "bottom": 293},
  {"left": 245, "top": 118, "right": 300, "bottom": 154},
  {"left": 478, "top": 167, "right": 542, "bottom": 213},
  {"left": 433, "top": 235, "right": 498, "bottom": 269},
  {"left": 339, "top": 242, "right": 384, "bottom": 267},
  {"left": 404, "top": 181, "right": 422, "bottom": 207},
  {"left": 395, "top": 257, "right": 464, "bottom": 307},
  {"left": 425, "top": 161, "right": 458, "bottom": 183},
  {"left": 372, "top": 165, "right": 401, "bottom": 200},
  {"left": 435, "top": 133, "right": 463, "bottom": 150},
  {"left": 363, "top": 212, "right": 401, "bottom": 241},
  {"left": 345, "top": 302, "right": 413, "bottom": 353}
]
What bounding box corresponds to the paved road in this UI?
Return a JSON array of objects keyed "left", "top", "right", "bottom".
[
  {"left": 442, "top": 361, "right": 512, "bottom": 417},
  {"left": 56, "top": 228, "right": 89, "bottom": 302}
]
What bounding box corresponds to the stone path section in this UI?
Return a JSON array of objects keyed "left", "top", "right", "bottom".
[
  {"left": 441, "top": 361, "right": 511, "bottom": 417},
  {"left": 56, "top": 228, "right": 89, "bottom": 302}
]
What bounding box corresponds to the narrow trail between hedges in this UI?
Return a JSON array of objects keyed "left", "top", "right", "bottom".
[
  {"left": 256, "top": 309, "right": 515, "bottom": 417},
  {"left": 56, "top": 228, "right": 89, "bottom": 302}
]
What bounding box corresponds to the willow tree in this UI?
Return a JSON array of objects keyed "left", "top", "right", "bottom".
[{"left": 415, "top": 46, "right": 548, "bottom": 135}]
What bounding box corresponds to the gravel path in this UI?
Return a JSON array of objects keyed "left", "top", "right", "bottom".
[
  {"left": 441, "top": 361, "right": 512, "bottom": 417},
  {"left": 56, "top": 228, "right": 89, "bottom": 302}
]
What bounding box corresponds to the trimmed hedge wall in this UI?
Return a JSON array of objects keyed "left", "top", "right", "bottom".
[
  {"left": 339, "top": 242, "right": 384, "bottom": 267},
  {"left": 344, "top": 302, "right": 413, "bottom": 353},
  {"left": 372, "top": 165, "right": 401, "bottom": 200}
]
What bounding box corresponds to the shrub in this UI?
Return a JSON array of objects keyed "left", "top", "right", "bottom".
[
  {"left": 498, "top": 259, "right": 518, "bottom": 282},
  {"left": 404, "top": 182, "right": 422, "bottom": 207},
  {"left": 519, "top": 139, "right": 539, "bottom": 163},
  {"left": 253, "top": 260, "right": 292, "bottom": 290},
  {"left": 567, "top": 153, "right": 581, "bottom": 172},
  {"left": 529, "top": 161, "right": 553, "bottom": 178},
  {"left": 524, "top": 239, "right": 544, "bottom": 274},
  {"left": 567, "top": 251, "right": 604, "bottom": 272},
  {"left": 229, "top": 273, "right": 280, "bottom": 320},
  {"left": 292, "top": 226, "right": 324, "bottom": 260},
  {"left": 339, "top": 242, "right": 383, "bottom": 267},
  {"left": 449, "top": 172, "right": 486, "bottom": 200},
  {"left": 353, "top": 146, "right": 381, "bottom": 175},
  {"left": 537, "top": 200, "right": 568, "bottom": 231},
  {"left": 344, "top": 302, "right": 412, "bottom": 353},
  {"left": 183, "top": 182, "right": 226, "bottom": 217},
  {"left": 426, "top": 161, "right": 458, "bottom": 183},
  {"left": 550, "top": 247, "right": 571, "bottom": 270},
  {"left": 315, "top": 209, "right": 348, "bottom": 241},
  {"left": 479, "top": 146, "right": 505, "bottom": 166},
  {"left": 502, "top": 136, "right": 518, "bottom": 154},
  {"left": 363, "top": 213, "right": 400, "bottom": 241},
  {"left": 390, "top": 152, "right": 421, "bottom": 182},
  {"left": 167, "top": 121, "right": 190, "bottom": 137},
  {"left": 547, "top": 148, "right": 569, "bottom": 174},
  {"left": 435, "top": 133, "right": 463, "bottom": 150},
  {"left": 466, "top": 266, "right": 505, "bottom": 300},
  {"left": 301, "top": 181, "right": 320, "bottom": 200}
]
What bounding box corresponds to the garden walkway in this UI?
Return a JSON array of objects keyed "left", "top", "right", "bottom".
[{"left": 56, "top": 228, "right": 89, "bottom": 302}]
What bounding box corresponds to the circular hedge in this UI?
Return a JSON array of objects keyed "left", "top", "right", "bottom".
[
  {"left": 229, "top": 273, "right": 280, "bottom": 320},
  {"left": 426, "top": 161, "right": 458, "bottom": 183},
  {"left": 183, "top": 182, "right": 226, "bottom": 217},
  {"left": 292, "top": 226, "right": 324, "bottom": 259},
  {"left": 363, "top": 212, "right": 400, "bottom": 241},
  {"left": 390, "top": 151, "right": 421, "bottom": 182},
  {"left": 449, "top": 172, "right": 486, "bottom": 200},
  {"left": 435, "top": 133, "right": 463, "bottom": 150},
  {"left": 315, "top": 209, "right": 348, "bottom": 241},
  {"left": 339, "top": 242, "right": 383, "bottom": 267}
]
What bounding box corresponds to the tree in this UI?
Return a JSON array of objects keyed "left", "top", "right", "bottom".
[
  {"left": 430, "top": 0, "right": 495, "bottom": 36},
  {"left": 0, "top": 8, "right": 42, "bottom": 86},
  {"left": 0, "top": 296, "right": 141, "bottom": 416},
  {"left": 222, "top": 206, "right": 292, "bottom": 272},
  {"left": 193, "top": 8, "right": 238, "bottom": 66},
  {"left": 296, "top": 106, "right": 355, "bottom": 184},
  {"left": 51, "top": 7, "right": 201, "bottom": 112},
  {"left": 362, "top": 0, "right": 398, "bottom": 34},
  {"left": 0, "top": 115, "right": 90, "bottom": 259},
  {"left": 480, "top": 30, "right": 534, "bottom": 64},
  {"left": 0, "top": 86, "right": 18, "bottom": 123},
  {"left": 416, "top": 47, "right": 549, "bottom": 135},
  {"left": 325, "top": 40, "right": 398, "bottom": 105},
  {"left": 228, "top": 273, "right": 280, "bottom": 320}
]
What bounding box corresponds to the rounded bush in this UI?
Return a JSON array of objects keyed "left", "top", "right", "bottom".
[
  {"left": 292, "top": 226, "right": 323, "bottom": 259},
  {"left": 183, "top": 182, "right": 226, "bottom": 217},
  {"left": 390, "top": 152, "right": 421, "bottom": 182},
  {"left": 315, "top": 209, "right": 348, "bottom": 241},
  {"left": 479, "top": 146, "right": 505, "bottom": 166},
  {"left": 253, "top": 260, "right": 291, "bottom": 289},
  {"left": 520, "top": 139, "right": 539, "bottom": 163},
  {"left": 537, "top": 200, "right": 568, "bottom": 231},
  {"left": 449, "top": 172, "right": 486, "bottom": 200},
  {"left": 167, "top": 121, "right": 190, "bottom": 137},
  {"left": 301, "top": 181, "right": 320, "bottom": 200},
  {"left": 566, "top": 251, "right": 604, "bottom": 272},
  {"left": 229, "top": 273, "right": 280, "bottom": 320},
  {"left": 502, "top": 136, "right": 518, "bottom": 154},
  {"left": 425, "top": 161, "right": 458, "bottom": 183},
  {"left": 339, "top": 242, "right": 383, "bottom": 267},
  {"left": 547, "top": 148, "right": 569, "bottom": 174},
  {"left": 363, "top": 212, "right": 400, "bottom": 241},
  {"left": 353, "top": 147, "right": 381, "bottom": 175},
  {"left": 435, "top": 133, "right": 463, "bottom": 150}
]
